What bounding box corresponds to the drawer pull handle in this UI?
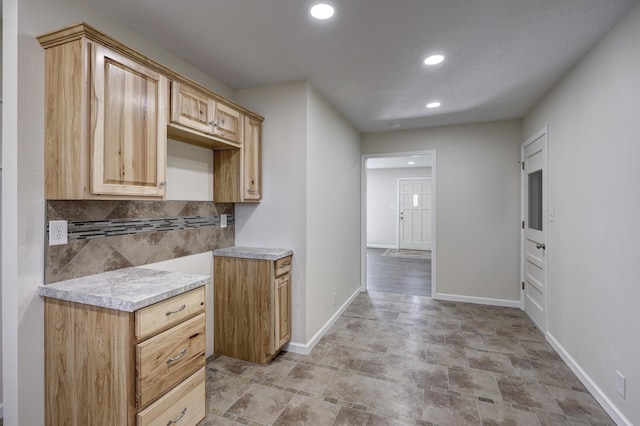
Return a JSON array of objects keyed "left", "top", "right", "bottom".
[
  {"left": 280, "top": 263, "right": 291, "bottom": 267},
  {"left": 166, "top": 349, "right": 187, "bottom": 364},
  {"left": 165, "top": 304, "right": 186, "bottom": 316},
  {"left": 166, "top": 407, "right": 187, "bottom": 425}
]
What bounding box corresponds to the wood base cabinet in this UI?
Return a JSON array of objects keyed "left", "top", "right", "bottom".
[
  {"left": 44, "top": 287, "right": 206, "bottom": 425},
  {"left": 214, "top": 255, "right": 291, "bottom": 364}
]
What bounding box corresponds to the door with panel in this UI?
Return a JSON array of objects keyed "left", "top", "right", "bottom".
[
  {"left": 91, "top": 43, "right": 168, "bottom": 197},
  {"left": 522, "top": 129, "right": 547, "bottom": 332},
  {"left": 399, "top": 178, "right": 432, "bottom": 250}
]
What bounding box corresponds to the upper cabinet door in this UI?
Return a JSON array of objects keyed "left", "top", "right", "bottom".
[
  {"left": 213, "top": 103, "right": 243, "bottom": 144},
  {"left": 91, "top": 44, "right": 168, "bottom": 197},
  {"left": 243, "top": 117, "right": 262, "bottom": 201},
  {"left": 171, "top": 82, "right": 216, "bottom": 134}
]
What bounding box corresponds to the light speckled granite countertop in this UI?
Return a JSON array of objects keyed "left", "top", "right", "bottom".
[
  {"left": 213, "top": 246, "right": 293, "bottom": 261},
  {"left": 39, "top": 267, "right": 210, "bottom": 312}
]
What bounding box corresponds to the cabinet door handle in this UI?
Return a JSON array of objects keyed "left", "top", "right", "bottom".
[
  {"left": 166, "top": 349, "right": 187, "bottom": 364},
  {"left": 159, "top": 181, "right": 167, "bottom": 188},
  {"left": 166, "top": 407, "right": 187, "bottom": 425},
  {"left": 165, "top": 304, "right": 186, "bottom": 316}
]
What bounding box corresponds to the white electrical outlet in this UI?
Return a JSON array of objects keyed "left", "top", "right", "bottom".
[
  {"left": 49, "top": 220, "right": 68, "bottom": 246},
  {"left": 220, "top": 214, "right": 228, "bottom": 228},
  {"left": 616, "top": 371, "right": 626, "bottom": 398}
]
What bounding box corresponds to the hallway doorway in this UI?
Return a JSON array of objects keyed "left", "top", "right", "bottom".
[{"left": 361, "top": 152, "right": 436, "bottom": 297}]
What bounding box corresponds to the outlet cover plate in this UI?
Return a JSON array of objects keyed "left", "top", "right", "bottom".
[{"left": 49, "top": 220, "right": 68, "bottom": 246}]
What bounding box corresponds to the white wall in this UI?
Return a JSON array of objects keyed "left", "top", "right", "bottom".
[
  {"left": 305, "top": 84, "right": 361, "bottom": 341},
  {"left": 234, "top": 81, "right": 361, "bottom": 346},
  {"left": 166, "top": 139, "right": 214, "bottom": 201},
  {"left": 2, "top": 2, "right": 17, "bottom": 422},
  {"left": 367, "top": 167, "right": 430, "bottom": 248},
  {"left": 0, "top": 17, "right": 4, "bottom": 418},
  {"left": 523, "top": 4, "right": 640, "bottom": 424},
  {"left": 3, "top": 0, "right": 234, "bottom": 423},
  {"left": 234, "top": 81, "right": 309, "bottom": 344},
  {"left": 362, "top": 120, "right": 522, "bottom": 305}
]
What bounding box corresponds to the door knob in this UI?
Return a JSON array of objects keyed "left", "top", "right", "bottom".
[{"left": 536, "top": 243, "right": 546, "bottom": 250}]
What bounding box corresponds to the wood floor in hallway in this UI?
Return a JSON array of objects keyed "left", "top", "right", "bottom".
[{"left": 366, "top": 248, "right": 431, "bottom": 296}]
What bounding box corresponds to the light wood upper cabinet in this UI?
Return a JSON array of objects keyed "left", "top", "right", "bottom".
[
  {"left": 39, "top": 23, "right": 265, "bottom": 201},
  {"left": 91, "top": 44, "right": 168, "bottom": 198},
  {"left": 171, "top": 81, "right": 215, "bottom": 135},
  {"left": 243, "top": 117, "right": 262, "bottom": 201},
  {"left": 212, "top": 102, "right": 243, "bottom": 144},
  {"left": 39, "top": 26, "right": 168, "bottom": 200},
  {"left": 213, "top": 116, "right": 262, "bottom": 203},
  {"left": 169, "top": 82, "right": 243, "bottom": 146}
]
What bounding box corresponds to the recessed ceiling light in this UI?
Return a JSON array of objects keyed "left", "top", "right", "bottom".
[
  {"left": 408, "top": 161, "right": 416, "bottom": 165},
  {"left": 310, "top": 4, "right": 335, "bottom": 20},
  {"left": 426, "top": 102, "right": 441, "bottom": 109},
  {"left": 424, "top": 54, "right": 445, "bottom": 65},
  {"left": 392, "top": 122, "right": 401, "bottom": 129}
]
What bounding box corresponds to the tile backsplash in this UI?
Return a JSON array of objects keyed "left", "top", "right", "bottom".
[{"left": 45, "top": 200, "right": 234, "bottom": 283}]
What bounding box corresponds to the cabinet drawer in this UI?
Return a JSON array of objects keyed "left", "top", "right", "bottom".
[
  {"left": 136, "top": 287, "right": 205, "bottom": 341},
  {"left": 137, "top": 368, "right": 205, "bottom": 426},
  {"left": 137, "top": 314, "right": 206, "bottom": 408},
  {"left": 275, "top": 256, "right": 292, "bottom": 278}
]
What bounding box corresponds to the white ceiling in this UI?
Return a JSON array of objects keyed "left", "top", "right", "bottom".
[{"left": 82, "top": 0, "right": 638, "bottom": 132}]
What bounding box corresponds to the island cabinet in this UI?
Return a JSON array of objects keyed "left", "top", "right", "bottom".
[
  {"left": 213, "top": 247, "right": 292, "bottom": 364},
  {"left": 40, "top": 268, "right": 209, "bottom": 426}
]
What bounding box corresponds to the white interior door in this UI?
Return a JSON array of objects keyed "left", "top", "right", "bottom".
[
  {"left": 399, "top": 178, "right": 431, "bottom": 250},
  {"left": 522, "top": 130, "right": 547, "bottom": 332}
]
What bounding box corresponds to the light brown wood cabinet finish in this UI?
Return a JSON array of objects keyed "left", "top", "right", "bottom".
[
  {"left": 40, "top": 35, "right": 167, "bottom": 199},
  {"left": 213, "top": 255, "right": 291, "bottom": 364},
  {"left": 137, "top": 368, "right": 206, "bottom": 426},
  {"left": 44, "top": 287, "right": 206, "bottom": 426},
  {"left": 136, "top": 313, "right": 206, "bottom": 407},
  {"left": 243, "top": 117, "right": 262, "bottom": 201},
  {"left": 169, "top": 82, "right": 244, "bottom": 147},
  {"left": 212, "top": 102, "right": 243, "bottom": 144},
  {"left": 213, "top": 117, "right": 262, "bottom": 203},
  {"left": 170, "top": 81, "right": 216, "bottom": 134},
  {"left": 92, "top": 44, "right": 168, "bottom": 197},
  {"left": 38, "top": 23, "right": 264, "bottom": 200}
]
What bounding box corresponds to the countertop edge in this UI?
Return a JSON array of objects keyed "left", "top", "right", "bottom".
[
  {"left": 39, "top": 275, "right": 210, "bottom": 312},
  {"left": 213, "top": 246, "right": 293, "bottom": 261}
]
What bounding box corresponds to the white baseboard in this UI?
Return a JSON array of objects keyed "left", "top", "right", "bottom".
[
  {"left": 546, "top": 333, "right": 631, "bottom": 426},
  {"left": 366, "top": 244, "right": 397, "bottom": 249},
  {"left": 284, "top": 286, "right": 362, "bottom": 355},
  {"left": 434, "top": 293, "right": 521, "bottom": 308}
]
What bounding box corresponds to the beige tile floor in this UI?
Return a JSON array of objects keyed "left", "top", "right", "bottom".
[{"left": 200, "top": 291, "right": 614, "bottom": 425}]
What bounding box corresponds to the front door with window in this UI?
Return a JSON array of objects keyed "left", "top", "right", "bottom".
[
  {"left": 522, "top": 129, "right": 547, "bottom": 332},
  {"left": 399, "top": 178, "right": 431, "bottom": 250}
]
